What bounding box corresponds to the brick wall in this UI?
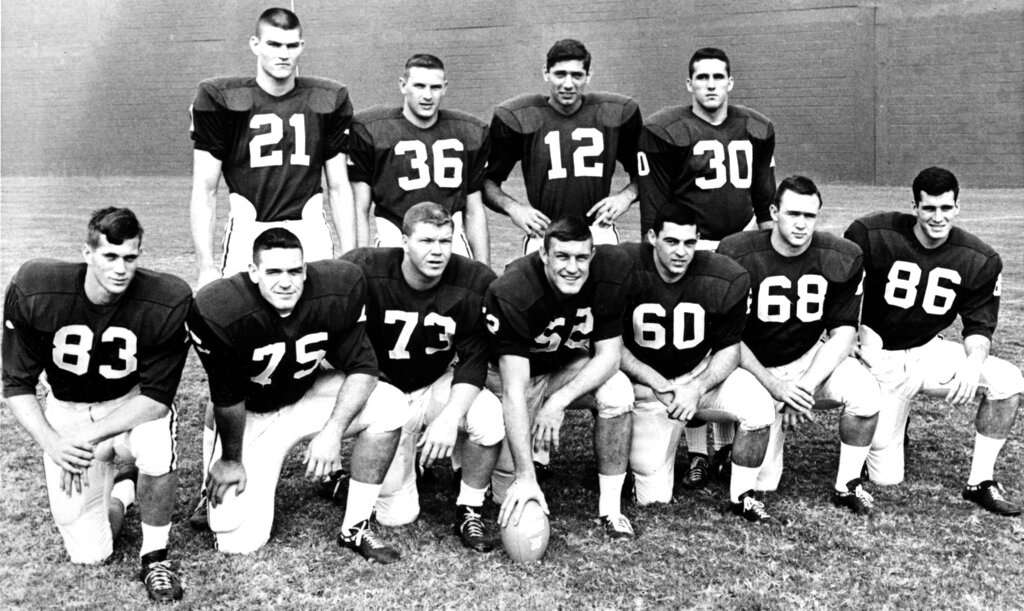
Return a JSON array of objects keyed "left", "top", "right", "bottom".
[{"left": 2, "top": 0, "right": 1021, "bottom": 186}]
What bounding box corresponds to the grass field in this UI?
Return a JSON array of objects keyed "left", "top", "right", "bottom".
[{"left": 1, "top": 176, "right": 1023, "bottom": 610}]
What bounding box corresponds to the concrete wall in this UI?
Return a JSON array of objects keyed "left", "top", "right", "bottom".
[{"left": 2, "top": 0, "right": 1021, "bottom": 187}]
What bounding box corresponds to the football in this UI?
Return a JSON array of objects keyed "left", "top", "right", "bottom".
[{"left": 501, "top": 501, "right": 550, "bottom": 563}]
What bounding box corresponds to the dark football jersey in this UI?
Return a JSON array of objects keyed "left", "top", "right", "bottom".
[
  {"left": 485, "top": 92, "right": 642, "bottom": 220},
  {"left": 619, "top": 243, "right": 750, "bottom": 379},
  {"left": 189, "top": 259, "right": 377, "bottom": 413},
  {"left": 484, "top": 245, "right": 634, "bottom": 375},
  {"left": 844, "top": 212, "right": 1001, "bottom": 350},
  {"left": 190, "top": 76, "right": 353, "bottom": 222},
  {"left": 718, "top": 230, "right": 862, "bottom": 368},
  {"left": 638, "top": 105, "right": 775, "bottom": 239},
  {"left": 341, "top": 248, "right": 496, "bottom": 393},
  {"left": 2, "top": 261, "right": 192, "bottom": 406},
  {"left": 348, "top": 107, "right": 490, "bottom": 226}
]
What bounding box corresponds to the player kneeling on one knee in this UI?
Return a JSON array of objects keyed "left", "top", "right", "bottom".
[
  {"left": 3, "top": 207, "right": 190, "bottom": 603},
  {"left": 343, "top": 203, "right": 504, "bottom": 553},
  {"left": 845, "top": 166, "right": 1023, "bottom": 516},
  {"left": 617, "top": 208, "right": 775, "bottom": 522},
  {"left": 190, "top": 227, "right": 413, "bottom": 563},
  {"left": 485, "top": 217, "right": 638, "bottom": 541},
  {"left": 720, "top": 176, "right": 882, "bottom": 515}
]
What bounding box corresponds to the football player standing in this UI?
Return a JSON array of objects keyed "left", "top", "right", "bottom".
[
  {"left": 483, "top": 39, "right": 642, "bottom": 253},
  {"left": 485, "top": 216, "right": 637, "bottom": 539},
  {"left": 845, "top": 167, "right": 1022, "bottom": 515},
  {"left": 637, "top": 47, "right": 778, "bottom": 485},
  {"left": 188, "top": 228, "right": 413, "bottom": 562},
  {"left": 719, "top": 176, "right": 882, "bottom": 514},
  {"left": 347, "top": 55, "right": 491, "bottom": 264},
  {"left": 342, "top": 203, "right": 503, "bottom": 552},
  {"left": 189, "top": 7, "right": 355, "bottom": 286},
  {"left": 3, "top": 208, "right": 191, "bottom": 602},
  {"left": 617, "top": 208, "right": 777, "bottom": 521}
]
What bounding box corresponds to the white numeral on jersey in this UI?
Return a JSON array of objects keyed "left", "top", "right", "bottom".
[
  {"left": 693, "top": 140, "right": 752, "bottom": 190},
  {"left": 251, "top": 343, "right": 286, "bottom": 386},
  {"left": 395, "top": 139, "right": 465, "bottom": 191},
  {"left": 544, "top": 129, "right": 605, "bottom": 180},
  {"left": 756, "top": 275, "right": 827, "bottom": 323},
  {"left": 249, "top": 114, "right": 310, "bottom": 168},
  {"left": 52, "top": 325, "right": 138, "bottom": 379},
  {"left": 384, "top": 310, "right": 456, "bottom": 359},
  {"left": 294, "top": 332, "right": 328, "bottom": 379},
  {"left": 883, "top": 262, "right": 961, "bottom": 315},
  {"left": 532, "top": 308, "right": 593, "bottom": 352},
  {"left": 636, "top": 151, "right": 650, "bottom": 177},
  {"left": 632, "top": 303, "right": 706, "bottom": 350},
  {"left": 250, "top": 332, "right": 328, "bottom": 386}
]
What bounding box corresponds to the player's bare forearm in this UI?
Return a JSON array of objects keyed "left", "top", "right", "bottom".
[
  {"left": 81, "top": 394, "right": 170, "bottom": 446},
  {"left": 482, "top": 179, "right": 516, "bottom": 216},
  {"left": 799, "top": 326, "right": 856, "bottom": 390},
  {"left": 546, "top": 337, "right": 622, "bottom": 411},
  {"left": 190, "top": 150, "right": 223, "bottom": 281},
  {"left": 692, "top": 344, "right": 740, "bottom": 394},
  {"left": 213, "top": 402, "right": 247, "bottom": 462},
  {"left": 619, "top": 345, "right": 670, "bottom": 392},
  {"left": 325, "top": 372, "right": 378, "bottom": 435},
  {"left": 739, "top": 342, "right": 784, "bottom": 397},
  {"left": 440, "top": 382, "right": 481, "bottom": 424},
  {"left": 949, "top": 335, "right": 990, "bottom": 405},
  {"left": 325, "top": 154, "right": 356, "bottom": 253},
  {"left": 352, "top": 182, "right": 373, "bottom": 249},
  {"left": 464, "top": 192, "right": 491, "bottom": 266},
  {"left": 499, "top": 355, "right": 537, "bottom": 480}
]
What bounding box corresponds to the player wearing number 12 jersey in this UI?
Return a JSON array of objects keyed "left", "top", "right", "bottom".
[
  {"left": 342, "top": 203, "right": 502, "bottom": 553},
  {"left": 844, "top": 167, "right": 1022, "bottom": 516},
  {"left": 188, "top": 228, "right": 413, "bottom": 562},
  {"left": 348, "top": 55, "right": 491, "bottom": 264},
  {"left": 484, "top": 39, "right": 642, "bottom": 253},
  {"left": 190, "top": 8, "right": 355, "bottom": 286},
  {"left": 719, "top": 177, "right": 882, "bottom": 515},
  {"left": 2, "top": 208, "right": 190, "bottom": 602}
]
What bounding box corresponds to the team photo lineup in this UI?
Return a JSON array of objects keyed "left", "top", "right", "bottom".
[{"left": 2, "top": 5, "right": 1022, "bottom": 607}]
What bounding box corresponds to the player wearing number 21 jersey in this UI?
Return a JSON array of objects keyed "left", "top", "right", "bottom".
[
  {"left": 348, "top": 54, "right": 490, "bottom": 263},
  {"left": 638, "top": 47, "right": 775, "bottom": 242},
  {"left": 188, "top": 228, "right": 412, "bottom": 562},
  {"left": 484, "top": 217, "right": 638, "bottom": 540},
  {"left": 844, "top": 167, "right": 1022, "bottom": 516},
  {"left": 2, "top": 208, "right": 190, "bottom": 602},
  {"left": 719, "top": 176, "right": 882, "bottom": 515},
  {"left": 342, "top": 203, "right": 502, "bottom": 553},
  {"left": 484, "top": 39, "right": 642, "bottom": 253},
  {"left": 616, "top": 208, "right": 778, "bottom": 523},
  {"left": 190, "top": 8, "right": 355, "bottom": 286}
]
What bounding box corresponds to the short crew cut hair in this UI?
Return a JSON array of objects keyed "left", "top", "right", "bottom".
[
  {"left": 912, "top": 166, "right": 959, "bottom": 204},
  {"left": 256, "top": 7, "right": 301, "bottom": 37},
  {"left": 402, "top": 201, "right": 453, "bottom": 235},
  {"left": 404, "top": 54, "right": 445, "bottom": 74},
  {"left": 546, "top": 39, "right": 591, "bottom": 72},
  {"left": 543, "top": 216, "right": 593, "bottom": 251},
  {"left": 689, "top": 47, "right": 730, "bottom": 77},
  {"left": 775, "top": 175, "right": 823, "bottom": 209},
  {"left": 252, "top": 227, "right": 303, "bottom": 263},
  {"left": 651, "top": 206, "right": 700, "bottom": 235},
  {"left": 87, "top": 207, "right": 143, "bottom": 248}
]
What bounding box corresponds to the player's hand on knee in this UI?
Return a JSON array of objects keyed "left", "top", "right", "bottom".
[
  {"left": 304, "top": 425, "right": 343, "bottom": 480},
  {"left": 769, "top": 378, "right": 815, "bottom": 412},
  {"left": 782, "top": 405, "right": 814, "bottom": 431},
  {"left": 44, "top": 433, "right": 94, "bottom": 474},
  {"left": 666, "top": 383, "right": 700, "bottom": 422},
  {"left": 208, "top": 459, "right": 247, "bottom": 506},
  {"left": 946, "top": 360, "right": 982, "bottom": 406},
  {"left": 532, "top": 405, "right": 564, "bottom": 453},
  {"left": 509, "top": 205, "right": 550, "bottom": 238},
  {"left": 60, "top": 467, "right": 89, "bottom": 496},
  {"left": 498, "top": 478, "right": 549, "bottom": 528},
  {"left": 418, "top": 414, "right": 458, "bottom": 469}
]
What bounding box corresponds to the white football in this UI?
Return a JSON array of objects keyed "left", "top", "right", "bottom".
[{"left": 501, "top": 500, "right": 550, "bottom": 563}]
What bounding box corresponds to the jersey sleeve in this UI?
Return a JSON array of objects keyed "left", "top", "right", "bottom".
[
  {"left": 189, "top": 82, "right": 233, "bottom": 160},
  {"left": 483, "top": 112, "right": 524, "bottom": 186},
  {"left": 484, "top": 288, "right": 532, "bottom": 359},
  {"left": 451, "top": 301, "right": 491, "bottom": 388},
  {"left": 638, "top": 126, "right": 685, "bottom": 235},
  {"left": 137, "top": 295, "right": 192, "bottom": 406},
  {"left": 709, "top": 272, "right": 751, "bottom": 350},
  {"left": 1, "top": 281, "right": 46, "bottom": 398},
  {"left": 959, "top": 253, "right": 1002, "bottom": 341},
  {"left": 347, "top": 121, "right": 375, "bottom": 184},
  {"left": 616, "top": 104, "right": 643, "bottom": 179},
  {"left": 824, "top": 256, "right": 864, "bottom": 331},
  {"left": 187, "top": 302, "right": 251, "bottom": 408},
  {"left": 326, "top": 275, "right": 378, "bottom": 376},
  {"left": 751, "top": 123, "right": 776, "bottom": 224},
  {"left": 466, "top": 126, "right": 492, "bottom": 194},
  {"left": 325, "top": 88, "right": 354, "bottom": 158}
]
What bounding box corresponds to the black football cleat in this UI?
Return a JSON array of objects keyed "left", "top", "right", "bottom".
[
  {"left": 729, "top": 490, "right": 775, "bottom": 523},
  {"left": 317, "top": 469, "right": 349, "bottom": 503},
  {"left": 962, "top": 480, "right": 1022, "bottom": 516},
  {"left": 832, "top": 478, "right": 875, "bottom": 516},
  {"left": 188, "top": 495, "right": 209, "bottom": 531},
  {"left": 533, "top": 462, "right": 553, "bottom": 484},
  {"left": 455, "top": 505, "right": 495, "bottom": 553},
  {"left": 599, "top": 513, "right": 636, "bottom": 541},
  {"left": 337, "top": 520, "right": 401, "bottom": 564},
  {"left": 710, "top": 445, "right": 733, "bottom": 484},
  {"left": 683, "top": 453, "right": 710, "bottom": 489},
  {"left": 139, "top": 549, "right": 184, "bottom": 603}
]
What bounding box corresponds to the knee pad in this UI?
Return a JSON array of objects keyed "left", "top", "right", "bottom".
[
  {"left": 633, "top": 465, "right": 675, "bottom": 506},
  {"left": 130, "top": 407, "right": 177, "bottom": 477},
  {"left": 464, "top": 389, "right": 505, "bottom": 447},
  {"left": 595, "top": 371, "right": 634, "bottom": 418},
  {"left": 375, "top": 477, "right": 420, "bottom": 527},
  {"left": 363, "top": 382, "right": 415, "bottom": 434}
]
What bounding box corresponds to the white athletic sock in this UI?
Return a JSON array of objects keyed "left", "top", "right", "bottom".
[
  {"left": 730, "top": 464, "right": 759, "bottom": 503},
  {"left": 341, "top": 480, "right": 383, "bottom": 533},
  {"left": 835, "top": 442, "right": 871, "bottom": 491},
  {"left": 967, "top": 434, "right": 1005, "bottom": 485},
  {"left": 111, "top": 475, "right": 136, "bottom": 510},
  {"left": 456, "top": 481, "right": 488, "bottom": 508},
  {"left": 139, "top": 523, "right": 171, "bottom": 557},
  {"left": 712, "top": 422, "right": 735, "bottom": 452},
  {"left": 685, "top": 425, "right": 708, "bottom": 456},
  {"left": 598, "top": 472, "right": 625, "bottom": 517},
  {"left": 201, "top": 426, "right": 216, "bottom": 494}
]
